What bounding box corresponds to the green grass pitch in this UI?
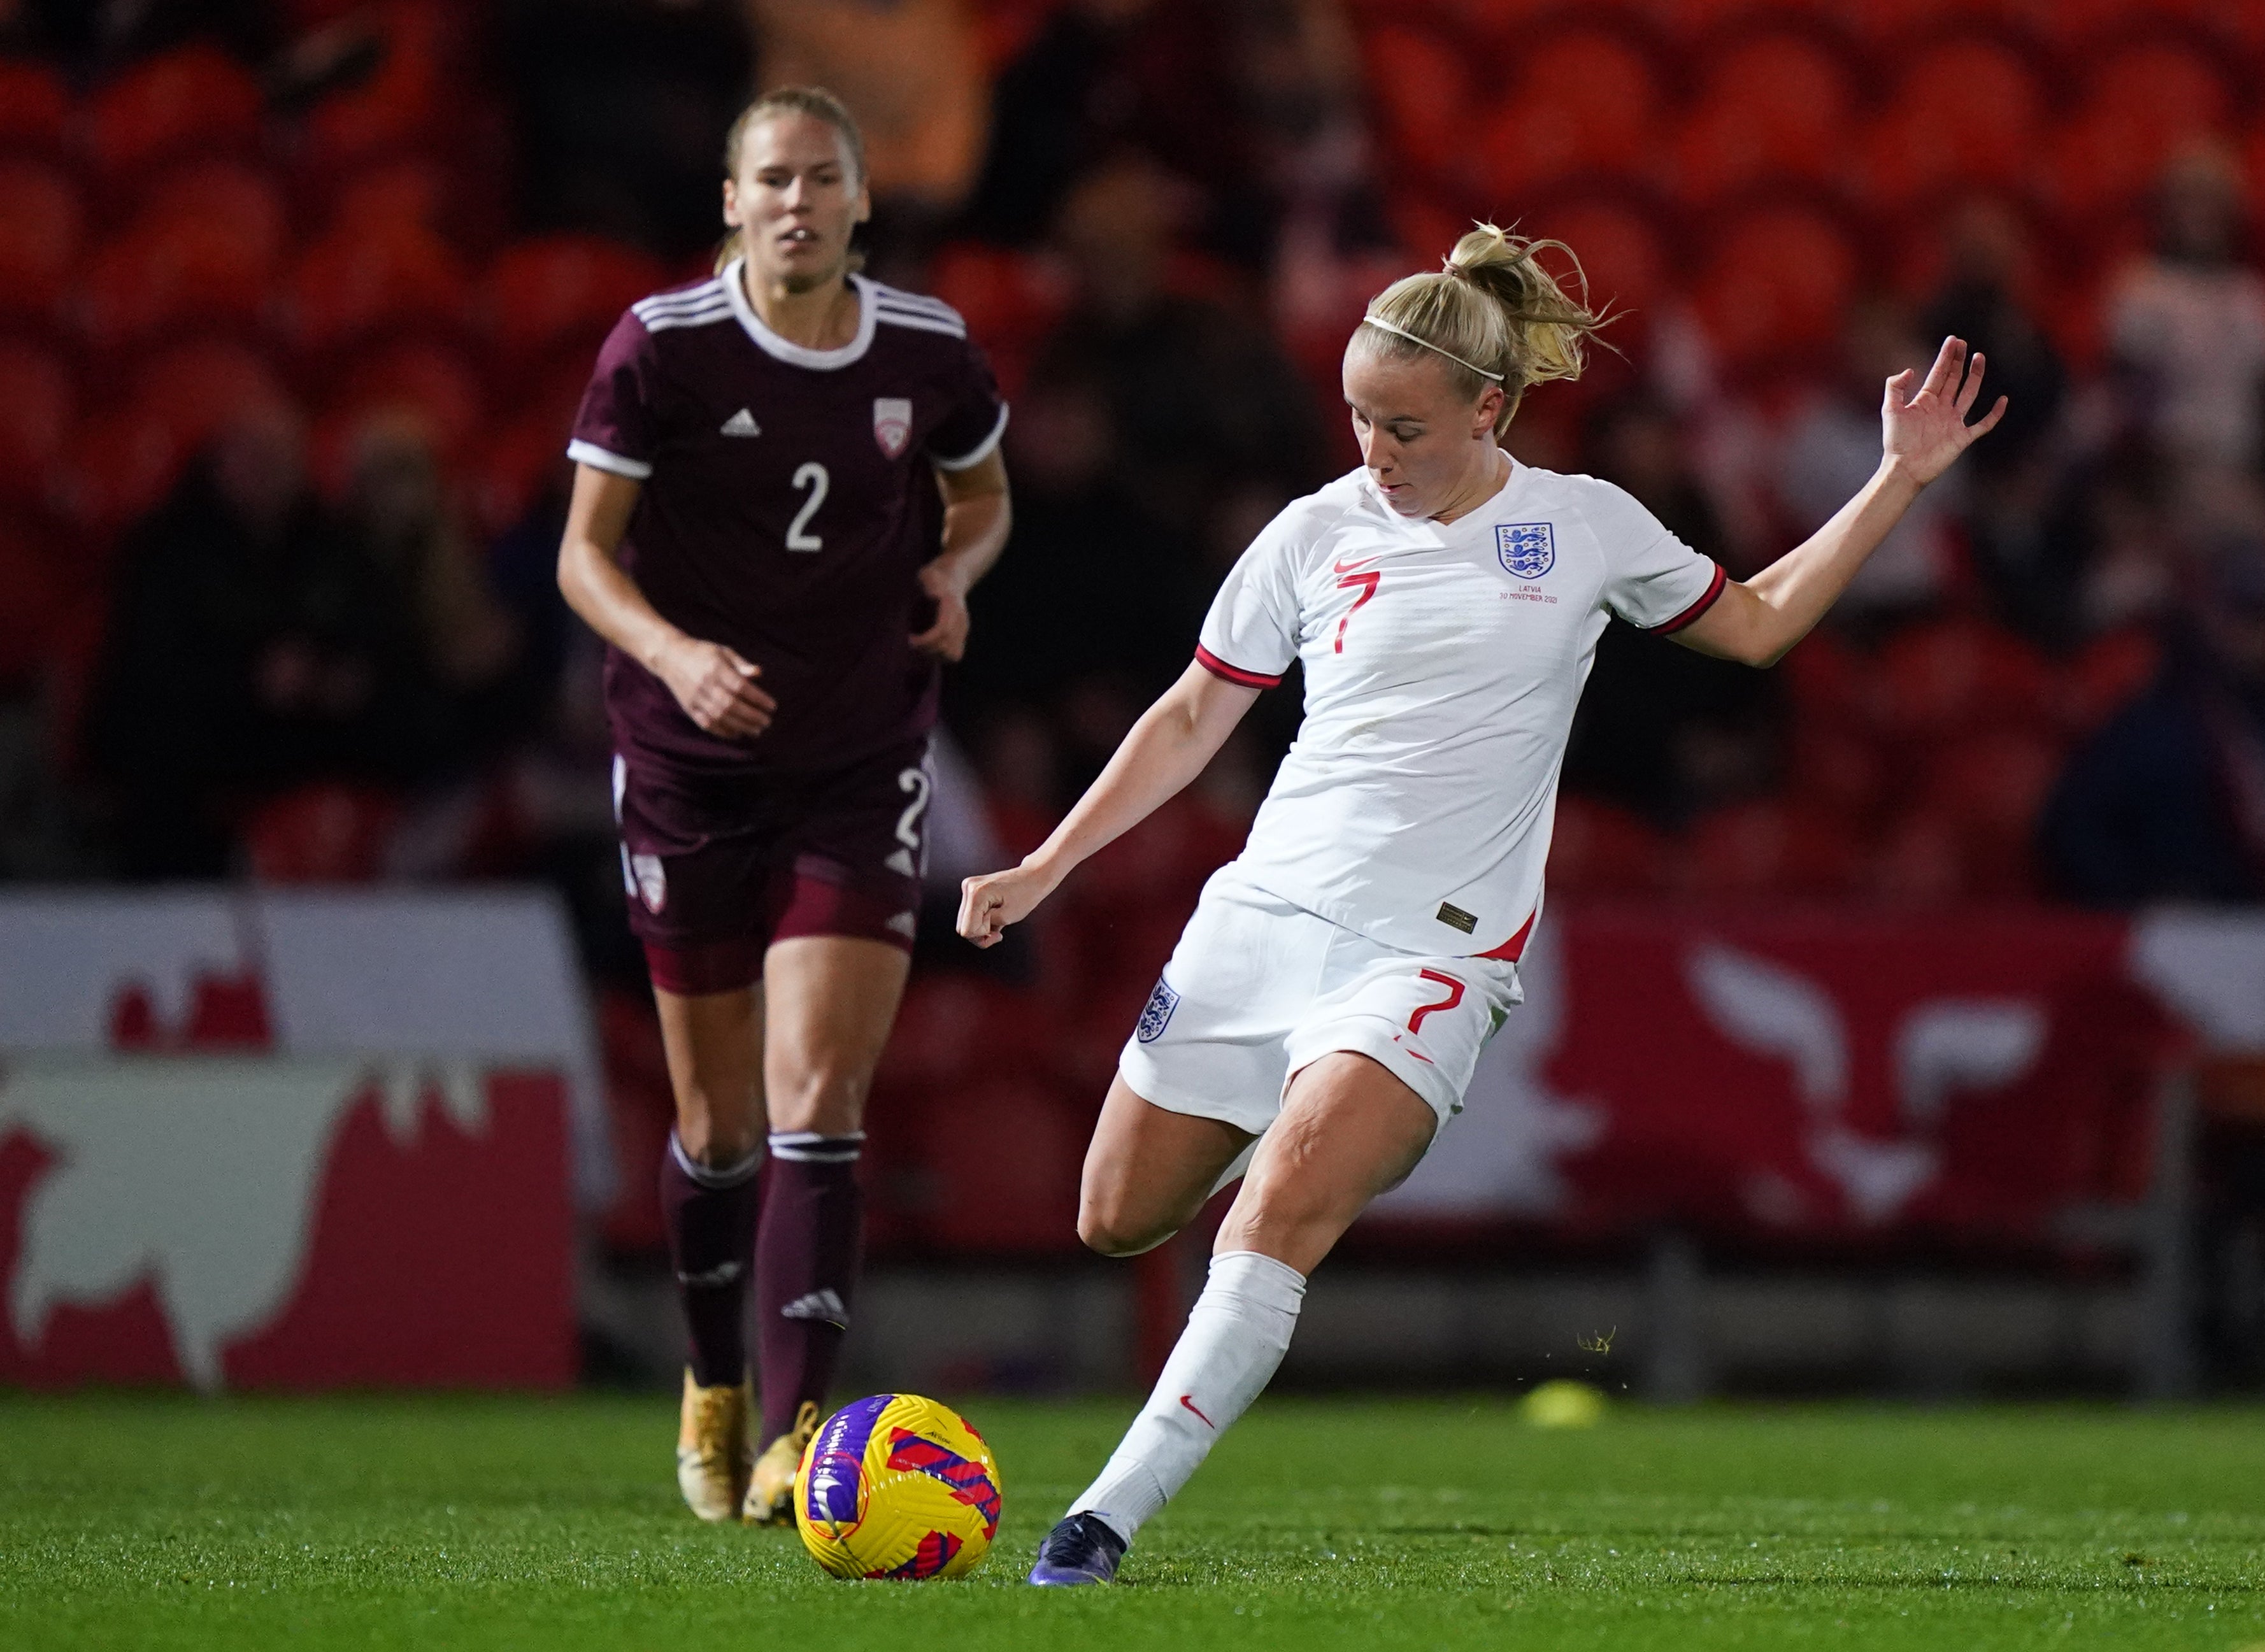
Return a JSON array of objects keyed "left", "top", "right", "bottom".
[{"left": 3, "top": 1393, "right": 2262, "bottom": 1650}]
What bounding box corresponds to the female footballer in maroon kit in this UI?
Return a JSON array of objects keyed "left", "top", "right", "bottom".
[{"left": 557, "top": 87, "right": 1011, "bottom": 1523}]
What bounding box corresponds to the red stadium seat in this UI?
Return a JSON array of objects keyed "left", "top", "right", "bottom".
[
  {"left": 2061, "top": 625, "right": 2161, "bottom": 734},
  {"left": 83, "top": 45, "right": 264, "bottom": 174},
  {"left": 1475, "top": 29, "right": 1659, "bottom": 198},
  {"left": 0, "top": 341, "right": 74, "bottom": 507},
  {"left": 0, "top": 59, "right": 71, "bottom": 150},
  {"left": 0, "top": 159, "right": 82, "bottom": 322},
  {"left": 877, "top": 976, "right": 1067, "bottom": 1093},
  {"left": 1525, "top": 199, "right": 1667, "bottom": 319},
  {"left": 1545, "top": 795, "right": 1668, "bottom": 897},
  {"left": 1682, "top": 799, "right": 1862, "bottom": 899},
  {"left": 1833, "top": 0, "right": 1978, "bottom": 46},
  {"left": 1669, "top": 34, "right": 1857, "bottom": 202},
  {"left": 76, "top": 213, "right": 278, "bottom": 350},
  {"left": 329, "top": 338, "right": 485, "bottom": 461},
  {"left": 925, "top": 242, "right": 1068, "bottom": 357},
  {"left": 53, "top": 409, "right": 183, "bottom": 538},
  {"left": 1922, "top": 728, "right": 2064, "bottom": 896},
  {"left": 281, "top": 220, "right": 472, "bottom": 353},
  {"left": 331, "top": 157, "right": 454, "bottom": 232},
  {"left": 470, "top": 413, "right": 572, "bottom": 538},
  {"left": 2043, "top": 45, "right": 2236, "bottom": 220},
  {"left": 907, "top": 1077, "right": 1086, "bottom": 1254},
  {"left": 1857, "top": 40, "right": 2045, "bottom": 209},
  {"left": 135, "top": 159, "right": 289, "bottom": 262},
  {"left": 301, "top": 3, "right": 448, "bottom": 167},
  {"left": 1690, "top": 206, "right": 1858, "bottom": 369},
  {"left": 1866, "top": 617, "right": 2059, "bottom": 744},
  {"left": 130, "top": 340, "right": 290, "bottom": 455},
  {"left": 1361, "top": 24, "right": 1472, "bottom": 178},
  {"left": 484, "top": 235, "right": 668, "bottom": 364}
]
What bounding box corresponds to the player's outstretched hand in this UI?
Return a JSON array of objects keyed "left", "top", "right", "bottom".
[
  {"left": 911, "top": 560, "right": 972, "bottom": 662},
  {"left": 1882, "top": 335, "right": 2008, "bottom": 488},
  {"left": 957, "top": 862, "right": 1055, "bottom": 948},
  {"left": 659, "top": 637, "right": 776, "bottom": 739}
]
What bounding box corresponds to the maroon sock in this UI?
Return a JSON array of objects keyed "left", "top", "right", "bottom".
[
  {"left": 659, "top": 1132, "right": 761, "bottom": 1388},
  {"left": 756, "top": 1132, "right": 866, "bottom": 1447}
]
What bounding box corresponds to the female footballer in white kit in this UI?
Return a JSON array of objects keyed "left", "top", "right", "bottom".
[{"left": 958, "top": 224, "right": 2005, "bottom": 1585}]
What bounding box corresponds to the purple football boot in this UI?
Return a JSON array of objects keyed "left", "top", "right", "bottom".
[{"left": 1027, "top": 1513, "right": 1127, "bottom": 1586}]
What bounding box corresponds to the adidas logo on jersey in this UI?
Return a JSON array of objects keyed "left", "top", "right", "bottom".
[
  {"left": 779, "top": 1289, "right": 849, "bottom": 1328},
  {"left": 719, "top": 408, "right": 761, "bottom": 437}
]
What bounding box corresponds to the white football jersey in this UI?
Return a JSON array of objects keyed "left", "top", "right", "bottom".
[{"left": 1197, "top": 459, "right": 1725, "bottom": 958}]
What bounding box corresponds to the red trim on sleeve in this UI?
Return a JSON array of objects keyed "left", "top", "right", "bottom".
[
  {"left": 1652, "top": 561, "right": 1728, "bottom": 636},
  {"left": 1194, "top": 644, "right": 1283, "bottom": 689},
  {"left": 1475, "top": 908, "right": 1537, "bottom": 962}
]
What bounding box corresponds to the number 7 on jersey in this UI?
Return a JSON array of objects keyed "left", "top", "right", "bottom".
[{"left": 1334, "top": 569, "right": 1380, "bottom": 653}]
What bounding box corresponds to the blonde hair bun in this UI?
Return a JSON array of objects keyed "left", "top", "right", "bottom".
[{"left": 1357, "top": 222, "right": 1612, "bottom": 436}]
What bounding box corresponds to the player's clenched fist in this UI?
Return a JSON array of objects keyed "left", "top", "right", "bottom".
[
  {"left": 957, "top": 862, "right": 1055, "bottom": 947},
  {"left": 659, "top": 636, "right": 778, "bottom": 739}
]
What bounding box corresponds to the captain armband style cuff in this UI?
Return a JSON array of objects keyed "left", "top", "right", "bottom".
[
  {"left": 1650, "top": 562, "right": 1728, "bottom": 636},
  {"left": 1194, "top": 644, "right": 1285, "bottom": 688}
]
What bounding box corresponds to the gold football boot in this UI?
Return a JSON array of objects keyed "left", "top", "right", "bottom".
[
  {"left": 743, "top": 1399, "right": 822, "bottom": 1525},
  {"left": 675, "top": 1370, "right": 753, "bottom": 1522}
]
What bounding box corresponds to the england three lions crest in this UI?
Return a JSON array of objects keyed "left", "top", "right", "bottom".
[
  {"left": 1496, "top": 522, "right": 1555, "bottom": 579},
  {"left": 1135, "top": 976, "right": 1180, "bottom": 1043},
  {"left": 873, "top": 398, "right": 913, "bottom": 459}
]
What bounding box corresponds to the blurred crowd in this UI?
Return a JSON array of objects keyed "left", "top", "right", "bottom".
[{"left": 5, "top": 0, "right": 2265, "bottom": 981}]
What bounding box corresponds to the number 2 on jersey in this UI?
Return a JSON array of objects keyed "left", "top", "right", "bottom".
[
  {"left": 786, "top": 462, "right": 828, "bottom": 552},
  {"left": 1334, "top": 569, "right": 1380, "bottom": 653}
]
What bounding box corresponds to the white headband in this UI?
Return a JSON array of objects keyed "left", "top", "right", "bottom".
[{"left": 1359, "top": 313, "right": 1506, "bottom": 383}]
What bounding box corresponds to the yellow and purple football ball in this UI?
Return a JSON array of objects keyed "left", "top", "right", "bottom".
[{"left": 792, "top": 1393, "right": 1003, "bottom": 1581}]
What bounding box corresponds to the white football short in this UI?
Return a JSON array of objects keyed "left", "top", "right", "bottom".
[{"left": 1117, "top": 865, "right": 1523, "bottom": 1146}]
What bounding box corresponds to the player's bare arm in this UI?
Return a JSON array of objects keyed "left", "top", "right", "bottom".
[
  {"left": 1675, "top": 334, "right": 2006, "bottom": 668},
  {"left": 555, "top": 462, "right": 776, "bottom": 739},
  {"left": 913, "top": 448, "right": 1011, "bottom": 662},
  {"left": 957, "top": 662, "right": 1260, "bottom": 947}
]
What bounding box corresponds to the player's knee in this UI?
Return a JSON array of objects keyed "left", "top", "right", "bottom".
[
  {"left": 675, "top": 1113, "right": 761, "bottom": 1168},
  {"left": 1076, "top": 1188, "right": 1174, "bottom": 1257},
  {"left": 764, "top": 1060, "right": 869, "bottom": 1136}
]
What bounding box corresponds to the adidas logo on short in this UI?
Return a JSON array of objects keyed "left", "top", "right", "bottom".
[
  {"left": 780, "top": 1288, "right": 849, "bottom": 1327},
  {"left": 719, "top": 408, "right": 761, "bottom": 436}
]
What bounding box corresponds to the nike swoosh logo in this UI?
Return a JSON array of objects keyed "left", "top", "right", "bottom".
[
  {"left": 1331, "top": 557, "right": 1379, "bottom": 574},
  {"left": 1179, "top": 1394, "right": 1215, "bottom": 1428}
]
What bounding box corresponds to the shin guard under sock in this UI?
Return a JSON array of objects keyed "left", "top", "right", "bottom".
[
  {"left": 755, "top": 1132, "right": 866, "bottom": 1446},
  {"left": 659, "top": 1132, "right": 761, "bottom": 1388}
]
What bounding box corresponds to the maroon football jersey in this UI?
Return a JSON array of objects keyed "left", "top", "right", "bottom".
[{"left": 569, "top": 263, "right": 1008, "bottom": 776}]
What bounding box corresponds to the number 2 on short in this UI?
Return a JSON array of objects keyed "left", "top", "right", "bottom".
[
  {"left": 787, "top": 462, "right": 828, "bottom": 552},
  {"left": 895, "top": 765, "right": 931, "bottom": 857}
]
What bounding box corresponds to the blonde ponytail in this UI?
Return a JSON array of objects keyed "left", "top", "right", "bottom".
[
  {"left": 1356, "top": 222, "right": 1613, "bottom": 435},
  {"left": 713, "top": 85, "right": 869, "bottom": 275}
]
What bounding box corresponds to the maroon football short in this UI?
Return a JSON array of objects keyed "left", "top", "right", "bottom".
[{"left": 613, "top": 736, "right": 931, "bottom": 995}]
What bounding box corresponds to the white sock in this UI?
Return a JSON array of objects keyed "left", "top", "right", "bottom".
[{"left": 1068, "top": 1250, "right": 1306, "bottom": 1544}]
